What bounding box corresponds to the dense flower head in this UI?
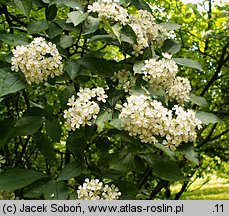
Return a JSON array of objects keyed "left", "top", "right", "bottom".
[
  {"left": 111, "top": 69, "right": 136, "bottom": 92},
  {"left": 119, "top": 94, "right": 202, "bottom": 149},
  {"left": 142, "top": 57, "right": 178, "bottom": 91},
  {"left": 11, "top": 37, "right": 63, "bottom": 84},
  {"left": 64, "top": 87, "right": 108, "bottom": 131},
  {"left": 168, "top": 76, "right": 191, "bottom": 104},
  {"left": 88, "top": 0, "right": 129, "bottom": 25},
  {"left": 129, "top": 10, "right": 168, "bottom": 56},
  {"left": 77, "top": 178, "right": 121, "bottom": 200}
]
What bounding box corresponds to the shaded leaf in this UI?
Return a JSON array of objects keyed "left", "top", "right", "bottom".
[
  {"left": 65, "top": 59, "right": 80, "bottom": 80},
  {"left": 0, "top": 168, "right": 46, "bottom": 192},
  {"left": 96, "top": 111, "right": 112, "bottom": 133},
  {"left": 83, "top": 16, "right": 100, "bottom": 35},
  {"left": 45, "top": 118, "right": 62, "bottom": 142},
  {"left": 45, "top": 4, "right": 57, "bottom": 21},
  {"left": 14, "top": 0, "right": 32, "bottom": 18},
  {"left": 133, "top": 61, "right": 144, "bottom": 74},
  {"left": 160, "top": 22, "right": 182, "bottom": 31},
  {"left": 57, "top": 161, "right": 87, "bottom": 181},
  {"left": 162, "top": 39, "right": 181, "bottom": 54},
  {"left": 46, "top": 22, "right": 63, "bottom": 39},
  {"left": 190, "top": 93, "right": 208, "bottom": 107},
  {"left": 13, "top": 116, "right": 45, "bottom": 136},
  {"left": 0, "top": 34, "right": 29, "bottom": 46},
  {"left": 111, "top": 23, "right": 122, "bottom": 44},
  {"left": 130, "top": 0, "right": 152, "bottom": 13},
  {"left": 0, "top": 68, "right": 27, "bottom": 98},
  {"left": 140, "top": 153, "right": 186, "bottom": 181},
  {"left": 196, "top": 111, "right": 223, "bottom": 124},
  {"left": 173, "top": 58, "right": 203, "bottom": 71},
  {"left": 178, "top": 143, "right": 199, "bottom": 165},
  {"left": 27, "top": 20, "right": 49, "bottom": 34},
  {"left": 43, "top": 180, "right": 68, "bottom": 200},
  {"left": 0, "top": 119, "right": 14, "bottom": 147},
  {"left": 52, "top": 35, "right": 74, "bottom": 48},
  {"left": 67, "top": 11, "right": 88, "bottom": 26}
]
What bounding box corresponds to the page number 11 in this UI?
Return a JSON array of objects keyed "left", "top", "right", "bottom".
[{"left": 213, "top": 204, "right": 224, "bottom": 213}]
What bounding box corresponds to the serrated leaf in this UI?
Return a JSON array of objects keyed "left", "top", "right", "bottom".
[
  {"left": 0, "top": 168, "right": 46, "bottom": 192},
  {"left": 160, "top": 22, "right": 182, "bottom": 31},
  {"left": 27, "top": 20, "right": 49, "bottom": 34},
  {"left": 196, "top": 111, "right": 223, "bottom": 124},
  {"left": 190, "top": 93, "right": 208, "bottom": 107},
  {"left": 13, "top": 116, "right": 45, "bottom": 136},
  {"left": 140, "top": 153, "right": 186, "bottom": 181},
  {"left": 64, "top": 59, "right": 80, "bottom": 80},
  {"left": 0, "top": 68, "right": 27, "bottom": 98},
  {"left": 178, "top": 143, "right": 199, "bottom": 165},
  {"left": 14, "top": 0, "right": 32, "bottom": 18},
  {"left": 57, "top": 161, "right": 87, "bottom": 181},
  {"left": 173, "top": 58, "right": 203, "bottom": 71},
  {"left": 67, "top": 11, "right": 88, "bottom": 26},
  {"left": 96, "top": 111, "right": 112, "bottom": 133},
  {"left": 0, "top": 34, "right": 29, "bottom": 46},
  {"left": 162, "top": 39, "right": 181, "bottom": 54}
]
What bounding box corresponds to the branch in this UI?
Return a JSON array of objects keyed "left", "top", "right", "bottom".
[{"left": 148, "top": 179, "right": 168, "bottom": 200}]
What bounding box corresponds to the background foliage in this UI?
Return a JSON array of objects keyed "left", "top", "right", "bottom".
[{"left": 0, "top": 0, "right": 228, "bottom": 200}]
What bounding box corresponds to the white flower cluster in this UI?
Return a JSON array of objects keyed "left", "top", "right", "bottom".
[
  {"left": 141, "top": 53, "right": 191, "bottom": 104},
  {"left": 88, "top": 1, "right": 167, "bottom": 56},
  {"left": 111, "top": 69, "right": 136, "bottom": 92},
  {"left": 129, "top": 10, "right": 167, "bottom": 56},
  {"left": 119, "top": 94, "right": 202, "bottom": 149},
  {"left": 0, "top": 191, "right": 17, "bottom": 200},
  {"left": 88, "top": 0, "right": 129, "bottom": 25},
  {"left": 0, "top": 155, "right": 5, "bottom": 173},
  {"left": 64, "top": 87, "right": 108, "bottom": 131},
  {"left": 11, "top": 37, "right": 63, "bottom": 84},
  {"left": 77, "top": 178, "right": 121, "bottom": 200}
]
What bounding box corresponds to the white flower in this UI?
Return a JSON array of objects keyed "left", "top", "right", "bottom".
[
  {"left": 64, "top": 87, "right": 108, "bottom": 131},
  {"left": 77, "top": 178, "right": 121, "bottom": 200},
  {"left": 11, "top": 37, "right": 63, "bottom": 84},
  {"left": 119, "top": 94, "right": 202, "bottom": 149}
]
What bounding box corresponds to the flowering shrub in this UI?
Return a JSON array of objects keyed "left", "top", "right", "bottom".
[{"left": 0, "top": 0, "right": 222, "bottom": 200}]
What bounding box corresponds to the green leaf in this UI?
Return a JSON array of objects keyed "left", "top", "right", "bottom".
[
  {"left": 109, "top": 151, "right": 134, "bottom": 174},
  {"left": 43, "top": 180, "right": 68, "bottom": 200},
  {"left": 106, "top": 118, "right": 124, "bottom": 131},
  {"left": 27, "top": 20, "right": 49, "bottom": 34},
  {"left": 190, "top": 93, "right": 208, "bottom": 107},
  {"left": 107, "top": 89, "right": 124, "bottom": 107},
  {"left": 77, "top": 57, "right": 119, "bottom": 77},
  {"left": 113, "top": 180, "right": 138, "bottom": 199},
  {"left": 173, "top": 58, "right": 203, "bottom": 71},
  {"left": 45, "top": 4, "right": 57, "bottom": 21},
  {"left": 58, "top": 84, "right": 75, "bottom": 109},
  {"left": 111, "top": 23, "right": 122, "bottom": 44},
  {"left": 50, "top": 0, "right": 84, "bottom": 11},
  {"left": 33, "top": 132, "right": 55, "bottom": 159},
  {"left": 57, "top": 161, "right": 87, "bottom": 181},
  {"left": 0, "top": 119, "right": 14, "bottom": 148},
  {"left": 14, "top": 0, "right": 32, "bottom": 18},
  {"left": 45, "top": 118, "right": 62, "bottom": 142},
  {"left": 52, "top": 35, "right": 74, "bottom": 48},
  {"left": 130, "top": 0, "right": 152, "bottom": 13},
  {"left": 46, "top": 22, "right": 63, "bottom": 39},
  {"left": 13, "top": 116, "right": 45, "bottom": 136},
  {"left": 64, "top": 59, "right": 80, "bottom": 80},
  {"left": 133, "top": 61, "right": 144, "bottom": 74},
  {"left": 96, "top": 111, "right": 112, "bottom": 133},
  {"left": 178, "top": 143, "right": 199, "bottom": 165},
  {"left": 162, "top": 39, "right": 181, "bottom": 55},
  {"left": 160, "top": 22, "right": 182, "bottom": 31},
  {"left": 66, "top": 128, "right": 87, "bottom": 160},
  {"left": 140, "top": 154, "right": 186, "bottom": 181},
  {"left": 67, "top": 11, "right": 88, "bottom": 26},
  {"left": 121, "top": 24, "right": 137, "bottom": 44},
  {"left": 83, "top": 16, "right": 100, "bottom": 35},
  {"left": 0, "top": 34, "right": 29, "bottom": 46},
  {"left": 0, "top": 168, "right": 46, "bottom": 192},
  {"left": 154, "top": 143, "right": 176, "bottom": 161},
  {"left": 0, "top": 68, "right": 27, "bottom": 98},
  {"left": 196, "top": 111, "right": 223, "bottom": 125}
]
